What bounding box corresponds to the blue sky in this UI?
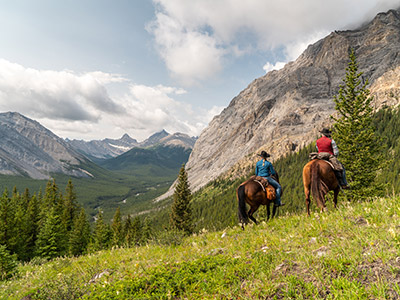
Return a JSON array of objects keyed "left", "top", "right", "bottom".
[{"left": 0, "top": 0, "right": 398, "bottom": 141}]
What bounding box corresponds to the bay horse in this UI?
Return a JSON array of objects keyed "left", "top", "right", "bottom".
[
  {"left": 237, "top": 174, "right": 280, "bottom": 229},
  {"left": 302, "top": 159, "right": 340, "bottom": 216}
]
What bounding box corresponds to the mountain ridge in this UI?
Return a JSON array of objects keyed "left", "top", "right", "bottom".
[
  {"left": 182, "top": 8, "right": 400, "bottom": 193},
  {"left": 67, "top": 130, "right": 196, "bottom": 160},
  {"left": 0, "top": 112, "right": 92, "bottom": 179}
]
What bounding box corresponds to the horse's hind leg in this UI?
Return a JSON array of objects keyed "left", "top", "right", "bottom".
[
  {"left": 333, "top": 187, "right": 339, "bottom": 209},
  {"left": 248, "top": 206, "right": 259, "bottom": 225},
  {"left": 305, "top": 186, "right": 311, "bottom": 216}
]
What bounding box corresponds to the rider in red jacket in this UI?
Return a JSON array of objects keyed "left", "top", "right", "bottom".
[{"left": 316, "top": 128, "right": 348, "bottom": 189}]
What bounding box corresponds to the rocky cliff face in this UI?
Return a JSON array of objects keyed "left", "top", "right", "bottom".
[
  {"left": 185, "top": 9, "right": 400, "bottom": 191},
  {"left": 0, "top": 112, "right": 91, "bottom": 179}
]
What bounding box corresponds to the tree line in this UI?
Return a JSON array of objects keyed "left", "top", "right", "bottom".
[{"left": 0, "top": 179, "right": 151, "bottom": 263}]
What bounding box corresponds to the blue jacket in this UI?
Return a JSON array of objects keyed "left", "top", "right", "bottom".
[{"left": 255, "top": 159, "right": 276, "bottom": 178}]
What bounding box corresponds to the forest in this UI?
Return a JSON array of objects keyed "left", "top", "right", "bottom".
[{"left": 1, "top": 105, "right": 400, "bottom": 265}]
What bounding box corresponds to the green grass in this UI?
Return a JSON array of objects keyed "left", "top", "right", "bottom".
[{"left": 3, "top": 195, "right": 400, "bottom": 299}]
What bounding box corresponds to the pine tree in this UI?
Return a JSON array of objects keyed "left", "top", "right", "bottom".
[
  {"left": 62, "top": 179, "right": 78, "bottom": 233},
  {"left": 93, "top": 210, "right": 111, "bottom": 251},
  {"left": 0, "top": 244, "right": 18, "bottom": 280},
  {"left": 25, "top": 193, "right": 40, "bottom": 260},
  {"left": 11, "top": 188, "right": 29, "bottom": 260},
  {"left": 170, "top": 165, "right": 193, "bottom": 235},
  {"left": 35, "top": 207, "right": 63, "bottom": 259},
  {"left": 123, "top": 215, "right": 133, "bottom": 247},
  {"left": 131, "top": 216, "right": 142, "bottom": 245},
  {"left": 332, "top": 48, "right": 385, "bottom": 199},
  {"left": 69, "top": 208, "right": 90, "bottom": 256},
  {"left": 0, "top": 189, "right": 12, "bottom": 248},
  {"left": 141, "top": 217, "right": 151, "bottom": 244},
  {"left": 111, "top": 207, "right": 123, "bottom": 247}
]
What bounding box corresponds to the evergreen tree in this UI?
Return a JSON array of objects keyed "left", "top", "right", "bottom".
[
  {"left": 0, "top": 189, "right": 11, "bottom": 248},
  {"left": 25, "top": 193, "right": 40, "bottom": 261},
  {"left": 141, "top": 217, "right": 151, "bottom": 244},
  {"left": 332, "top": 48, "right": 385, "bottom": 199},
  {"left": 111, "top": 207, "right": 123, "bottom": 247},
  {"left": 93, "top": 210, "right": 111, "bottom": 251},
  {"left": 35, "top": 207, "right": 63, "bottom": 259},
  {"left": 62, "top": 179, "right": 78, "bottom": 233},
  {"left": 123, "top": 215, "right": 134, "bottom": 247},
  {"left": 69, "top": 208, "right": 90, "bottom": 256},
  {"left": 170, "top": 165, "right": 193, "bottom": 235},
  {"left": 0, "top": 244, "right": 18, "bottom": 281},
  {"left": 11, "top": 188, "right": 29, "bottom": 260},
  {"left": 131, "top": 216, "right": 142, "bottom": 245}
]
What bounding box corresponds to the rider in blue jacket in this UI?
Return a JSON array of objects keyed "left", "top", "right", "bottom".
[{"left": 255, "top": 151, "right": 284, "bottom": 207}]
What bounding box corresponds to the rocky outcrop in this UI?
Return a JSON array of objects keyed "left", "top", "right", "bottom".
[
  {"left": 185, "top": 9, "right": 400, "bottom": 191},
  {"left": 0, "top": 112, "right": 91, "bottom": 179}
]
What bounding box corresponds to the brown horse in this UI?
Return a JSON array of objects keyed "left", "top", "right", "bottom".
[
  {"left": 302, "top": 159, "right": 340, "bottom": 216},
  {"left": 237, "top": 175, "right": 279, "bottom": 229}
]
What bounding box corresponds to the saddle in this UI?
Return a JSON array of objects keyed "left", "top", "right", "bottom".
[
  {"left": 309, "top": 152, "right": 343, "bottom": 171},
  {"left": 240, "top": 175, "right": 276, "bottom": 200},
  {"left": 249, "top": 175, "right": 269, "bottom": 191}
]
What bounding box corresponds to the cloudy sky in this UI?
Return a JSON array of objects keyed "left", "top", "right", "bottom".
[{"left": 0, "top": 0, "right": 398, "bottom": 141}]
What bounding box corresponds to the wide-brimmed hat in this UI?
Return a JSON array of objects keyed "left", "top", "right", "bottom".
[
  {"left": 320, "top": 128, "right": 332, "bottom": 136},
  {"left": 258, "top": 150, "right": 270, "bottom": 158}
]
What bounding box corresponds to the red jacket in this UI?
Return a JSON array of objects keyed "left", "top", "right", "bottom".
[{"left": 316, "top": 136, "right": 334, "bottom": 155}]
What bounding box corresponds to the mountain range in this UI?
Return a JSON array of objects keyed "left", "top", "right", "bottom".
[
  {"left": 0, "top": 112, "right": 196, "bottom": 180},
  {"left": 180, "top": 8, "right": 400, "bottom": 193},
  {"left": 66, "top": 129, "right": 196, "bottom": 161}
]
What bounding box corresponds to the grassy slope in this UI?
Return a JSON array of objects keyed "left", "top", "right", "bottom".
[
  {"left": 3, "top": 195, "right": 400, "bottom": 299},
  {"left": 147, "top": 107, "right": 400, "bottom": 233}
]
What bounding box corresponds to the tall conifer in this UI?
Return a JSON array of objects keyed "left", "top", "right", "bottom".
[
  {"left": 35, "top": 207, "right": 63, "bottom": 259},
  {"left": 111, "top": 207, "right": 123, "bottom": 247},
  {"left": 170, "top": 165, "right": 193, "bottom": 235},
  {"left": 93, "top": 210, "right": 111, "bottom": 251},
  {"left": 332, "top": 48, "right": 385, "bottom": 199},
  {"left": 69, "top": 207, "right": 90, "bottom": 256}
]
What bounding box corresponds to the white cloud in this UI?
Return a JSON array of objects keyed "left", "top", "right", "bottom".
[
  {"left": 0, "top": 59, "right": 125, "bottom": 121},
  {"left": 112, "top": 84, "right": 220, "bottom": 139},
  {"left": 150, "top": 0, "right": 400, "bottom": 83},
  {"left": 263, "top": 61, "right": 286, "bottom": 73},
  {"left": 0, "top": 59, "right": 220, "bottom": 140},
  {"left": 147, "top": 12, "right": 225, "bottom": 86}
]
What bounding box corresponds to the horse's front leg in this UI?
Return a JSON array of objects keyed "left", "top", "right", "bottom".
[
  {"left": 272, "top": 204, "right": 277, "bottom": 218},
  {"left": 266, "top": 203, "right": 271, "bottom": 220}
]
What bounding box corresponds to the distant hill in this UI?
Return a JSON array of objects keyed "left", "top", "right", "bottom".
[
  {"left": 99, "top": 144, "right": 192, "bottom": 177},
  {"left": 67, "top": 130, "right": 196, "bottom": 161},
  {"left": 0, "top": 112, "right": 93, "bottom": 179}
]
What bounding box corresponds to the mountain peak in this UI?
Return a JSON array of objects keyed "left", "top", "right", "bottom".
[{"left": 0, "top": 112, "right": 90, "bottom": 179}]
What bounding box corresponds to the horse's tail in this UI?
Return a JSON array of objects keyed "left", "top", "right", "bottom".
[
  {"left": 310, "top": 161, "right": 326, "bottom": 208},
  {"left": 237, "top": 185, "right": 249, "bottom": 225}
]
